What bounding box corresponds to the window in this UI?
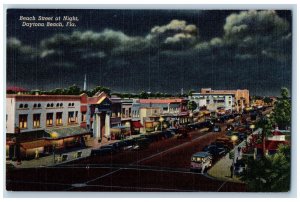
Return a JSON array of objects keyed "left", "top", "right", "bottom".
[
  {"left": 56, "top": 112, "right": 63, "bottom": 125},
  {"left": 129, "top": 108, "right": 131, "bottom": 117},
  {"left": 19, "top": 104, "right": 23, "bottom": 108},
  {"left": 60, "top": 103, "right": 63, "bottom": 107},
  {"left": 46, "top": 113, "right": 53, "bottom": 126},
  {"left": 72, "top": 103, "right": 74, "bottom": 106},
  {"left": 19, "top": 114, "right": 27, "bottom": 129},
  {"left": 47, "top": 103, "right": 50, "bottom": 107},
  {"left": 24, "top": 104, "right": 28, "bottom": 108},
  {"left": 33, "top": 114, "right": 41, "bottom": 128},
  {"left": 68, "top": 103, "right": 71, "bottom": 107},
  {"left": 33, "top": 103, "right": 37, "bottom": 108},
  {"left": 75, "top": 111, "right": 78, "bottom": 123},
  {"left": 68, "top": 111, "right": 75, "bottom": 124},
  {"left": 56, "top": 103, "right": 60, "bottom": 107},
  {"left": 81, "top": 112, "right": 86, "bottom": 122},
  {"left": 38, "top": 103, "right": 41, "bottom": 108},
  {"left": 50, "top": 103, "right": 54, "bottom": 107}
]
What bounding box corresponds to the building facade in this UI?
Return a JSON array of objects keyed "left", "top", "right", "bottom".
[
  {"left": 190, "top": 88, "right": 250, "bottom": 113},
  {"left": 6, "top": 94, "right": 87, "bottom": 134}
]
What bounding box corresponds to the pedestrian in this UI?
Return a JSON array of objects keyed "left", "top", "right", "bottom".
[
  {"left": 35, "top": 149, "right": 39, "bottom": 159},
  {"left": 230, "top": 164, "right": 234, "bottom": 178}
]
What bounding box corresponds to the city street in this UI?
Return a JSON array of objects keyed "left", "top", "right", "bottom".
[{"left": 6, "top": 125, "right": 245, "bottom": 192}]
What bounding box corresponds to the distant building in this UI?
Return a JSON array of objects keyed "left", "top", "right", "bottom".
[
  {"left": 139, "top": 98, "right": 188, "bottom": 114},
  {"left": 190, "top": 88, "right": 250, "bottom": 113}
]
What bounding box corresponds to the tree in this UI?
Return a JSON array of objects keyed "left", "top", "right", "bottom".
[
  {"left": 67, "top": 84, "right": 81, "bottom": 95},
  {"left": 240, "top": 144, "right": 290, "bottom": 192},
  {"left": 256, "top": 116, "right": 274, "bottom": 156},
  {"left": 88, "top": 86, "right": 111, "bottom": 96},
  {"left": 139, "top": 91, "right": 148, "bottom": 99},
  {"left": 188, "top": 89, "right": 196, "bottom": 96},
  {"left": 272, "top": 87, "right": 291, "bottom": 130},
  {"left": 263, "top": 97, "right": 272, "bottom": 104},
  {"left": 187, "top": 101, "right": 197, "bottom": 112}
]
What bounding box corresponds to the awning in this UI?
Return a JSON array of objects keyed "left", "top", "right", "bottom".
[
  {"left": 20, "top": 140, "right": 50, "bottom": 150},
  {"left": 112, "top": 125, "right": 129, "bottom": 129},
  {"left": 45, "top": 126, "right": 91, "bottom": 139},
  {"left": 7, "top": 130, "right": 50, "bottom": 142},
  {"left": 132, "top": 121, "right": 144, "bottom": 128},
  {"left": 272, "top": 130, "right": 283, "bottom": 136}
]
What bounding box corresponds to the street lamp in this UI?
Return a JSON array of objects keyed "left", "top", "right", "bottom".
[
  {"left": 250, "top": 124, "right": 255, "bottom": 134},
  {"left": 159, "top": 117, "right": 164, "bottom": 131},
  {"left": 231, "top": 135, "right": 238, "bottom": 162},
  {"left": 189, "top": 112, "right": 193, "bottom": 123},
  {"left": 50, "top": 132, "right": 58, "bottom": 164}
]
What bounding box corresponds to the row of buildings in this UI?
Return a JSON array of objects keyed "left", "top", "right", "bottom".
[{"left": 6, "top": 88, "right": 250, "bottom": 159}]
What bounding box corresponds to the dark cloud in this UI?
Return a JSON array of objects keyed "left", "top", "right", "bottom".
[{"left": 6, "top": 10, "right": 292, "bottom": 96}]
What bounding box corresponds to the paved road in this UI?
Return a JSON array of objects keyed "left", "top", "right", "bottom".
[{"left": 7, "top": 124, "right": 245, "bottom": 192}]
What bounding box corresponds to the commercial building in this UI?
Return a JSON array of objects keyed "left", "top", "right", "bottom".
[
  {"left": 6, "top": 93, "right": 90, "bottom": 159},
  {"left": 139, "top": 98, "right": 190, "bottom": 129},
  {"left": 190, "top": 88, "right": 249, "bottom": 113}
]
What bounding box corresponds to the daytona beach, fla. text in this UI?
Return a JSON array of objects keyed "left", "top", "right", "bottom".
[{"left": 22, "top": 22, "right": 64, "bottom": 27}]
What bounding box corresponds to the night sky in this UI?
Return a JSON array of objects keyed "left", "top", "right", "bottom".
[{"left": 6, "top": 9, "right": 292, "bottom": 96}]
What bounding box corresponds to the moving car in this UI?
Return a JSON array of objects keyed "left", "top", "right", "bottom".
[{"left": 190, "top": 152, "right": 212, "bottom": 173}]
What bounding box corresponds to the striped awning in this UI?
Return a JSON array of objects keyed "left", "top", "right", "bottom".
[{"left": 45, "top": 126, "right": 91, "bottom": 139}]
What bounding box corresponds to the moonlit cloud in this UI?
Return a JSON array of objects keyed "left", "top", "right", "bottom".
[{"left": 6, "top": 10, "right": 292, "bottom": 95}]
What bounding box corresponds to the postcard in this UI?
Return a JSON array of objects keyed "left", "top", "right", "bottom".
[{"left": 5, "top": 7, "right": 293, "bottom": 193}]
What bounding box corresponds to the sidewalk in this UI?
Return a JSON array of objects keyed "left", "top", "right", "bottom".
[
  {"left": 8, "top": 133, "right": 144, "bottom": 168},
  {"left": 207, "top": 141, "right": 245, "bottom": 184}
]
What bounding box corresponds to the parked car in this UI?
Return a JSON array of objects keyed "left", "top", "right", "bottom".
[
  {"left": 132, "top": 138, "right": 151, "bottom": 150},
  {"left": 90, "top": 147, "right": 116, "bottom": 156},
  {"left": 210, "top": 142, "right": 230, "bottom": 153},
  {"left": 202, "top": 145, "right": 226, "bottom": 157},
  {"left": 225, "top": 124, "right": 234, "bottom": 131},
  {"left": 212, "top": 125, "right": 221, "bottom": 132}
]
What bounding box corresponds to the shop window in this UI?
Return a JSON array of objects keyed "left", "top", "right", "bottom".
[
  {"left": 33, "top": 114, "right": 41, "bottom": 128},
  {"left": 75, "top": 111, "right": 78, "bottom": 123},
  {"left": 19, "top": 114, "right": 27, "bottom": 129},
  {"left": 46, "top": 113, "right": 53, "bottom": 126},
  {"left": 56, "top": 112, "right": 63, "bottom": 125},
  {"left": 68, "top": 111, "right": 75, "bottom": 124}
]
